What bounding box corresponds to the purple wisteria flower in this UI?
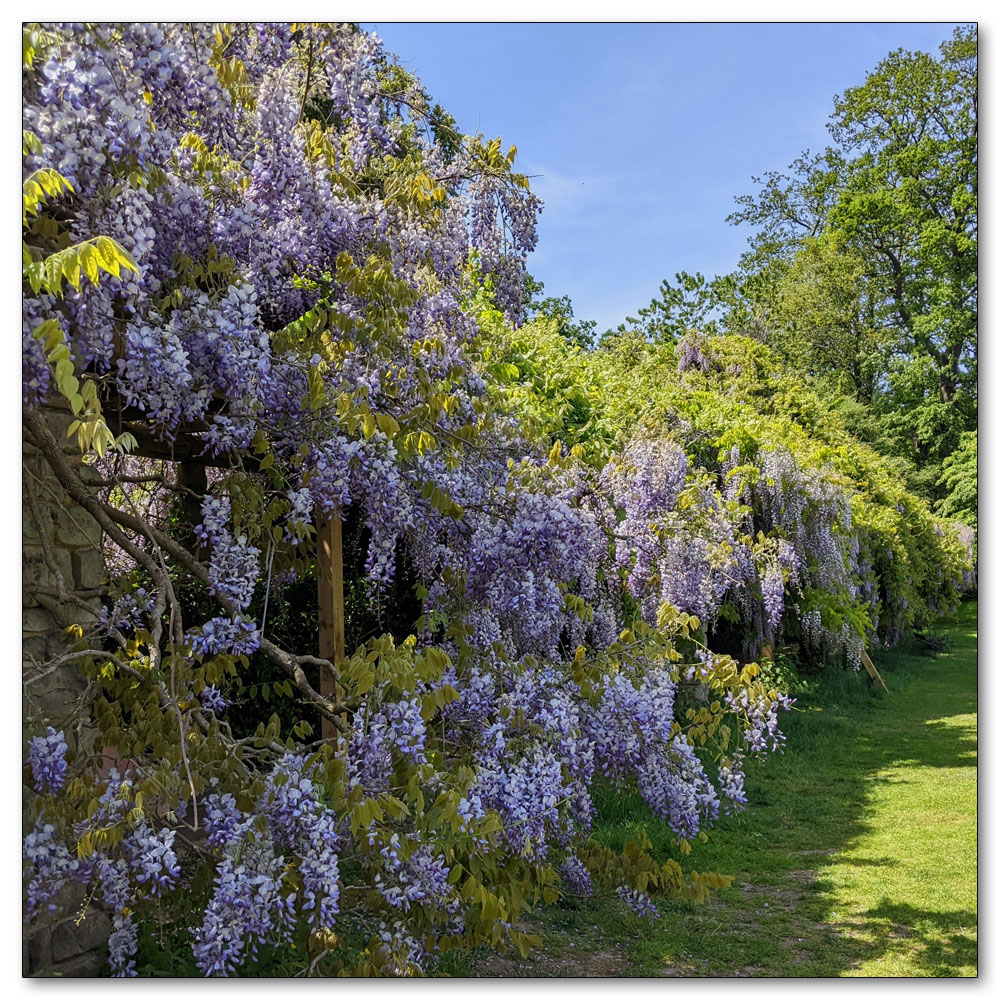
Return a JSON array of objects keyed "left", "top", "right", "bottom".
[
  {"left": 28, "top": 727, "right": 67, "bottom": 795},
  {"left": 560, "top": 857, "right": 593, "bottom": 897},
  {"left": 617, "top": 885, "right": 660, "bottom": 920},
  {"left": 199, "top": 685, "right": 228, "bottom": 713}
]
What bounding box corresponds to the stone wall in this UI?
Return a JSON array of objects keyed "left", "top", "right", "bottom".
[{"left": 23, "top": 406, "right": 109, "bottom": 977}]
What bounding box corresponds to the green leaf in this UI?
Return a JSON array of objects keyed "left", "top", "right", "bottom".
[
  {"left": 62, "top": 250, "right": 82, "bottom": 291},
  {"left": 375, "top": 412, "right": 400, "bottom": 437},
  {"left": 80, "top": 245, "right": 99, "bottom": 286},
  {"left": 95, "top": 237, "right": 122, "bottom": 278}
]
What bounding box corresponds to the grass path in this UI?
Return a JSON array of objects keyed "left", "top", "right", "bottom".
[{"left": 476, "top": 601, "right": 978, "bottom": 978}]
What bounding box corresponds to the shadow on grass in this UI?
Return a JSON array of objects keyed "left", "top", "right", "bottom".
[
  {"left": 557, "top": 600, "right": 980, "bottom": 978},
  {"left": 839, "top": 899, "right": 979, "bottom": 977}
]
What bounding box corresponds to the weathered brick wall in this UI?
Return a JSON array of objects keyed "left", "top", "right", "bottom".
[{"left": 23, "top": 407, "right": 109, "bottom": 977}]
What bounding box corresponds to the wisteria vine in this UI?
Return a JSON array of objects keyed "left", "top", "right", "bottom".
[{"left": 20, "top": 20, "right": 959, "bottom": 981}]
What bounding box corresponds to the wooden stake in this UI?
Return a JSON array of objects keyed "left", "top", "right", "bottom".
[
  {"left": 316, "top": 506, "right": 346, "bottom": 742},
  {"left": 860, "top": 649, "right": 889, "bottom": 693}
]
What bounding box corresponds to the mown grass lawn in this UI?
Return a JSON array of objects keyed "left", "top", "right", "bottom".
[{"left": 475, "top": 600, "right": 978, "bottom": 978}]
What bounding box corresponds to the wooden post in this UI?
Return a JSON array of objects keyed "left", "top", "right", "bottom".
[
  {"left": 316, "top": 506, "right": 346, "bottom": 743},
  {"left": 860, "top": 650, "right": 889, "bottom": 693}
]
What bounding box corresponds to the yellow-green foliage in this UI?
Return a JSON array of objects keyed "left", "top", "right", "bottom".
[
  {"left": 21, "top": 144, "right": 140, "bottom": 456},
  {"left": 474, "top": 311, "right": 971, "bottom": 647}
]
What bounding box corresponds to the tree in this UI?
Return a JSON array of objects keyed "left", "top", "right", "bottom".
[
  {"left": 522, "top": 274, "right": 597, "bottom": 348},
  {"left": 730, "top": 26, "right": 977, "bottom": 498},
  {"left": 937, "top": 430, "right": 977, "bottom": 530},
  {"left": 770, "top": 232, "right": 885, "bottom": 404},
  {"left": 604, "top": 270, "right": 732, "bottom": 345}
]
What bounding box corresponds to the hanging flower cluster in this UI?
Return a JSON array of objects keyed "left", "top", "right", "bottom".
[{"left": 23, "top": 21, "right": 793, "bottom": 978}]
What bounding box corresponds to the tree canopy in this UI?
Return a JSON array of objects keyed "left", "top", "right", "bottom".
[
  {"left": 730, "top": 26, "right": 977, "bottom": 499},
  {"left": 615, "top": 27, "right": 977, "bottom": 511}
]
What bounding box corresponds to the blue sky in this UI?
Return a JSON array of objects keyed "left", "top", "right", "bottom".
[{"left": 364, "top": 22, "right": 964, "bottom": 332}]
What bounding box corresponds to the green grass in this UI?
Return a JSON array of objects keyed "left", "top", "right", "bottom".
[
  {"left": 131, "top": 604, "right": 977, "bottom": 978},
  {"left": 483, "top": 601, "right": 978, "bottom": 978}
]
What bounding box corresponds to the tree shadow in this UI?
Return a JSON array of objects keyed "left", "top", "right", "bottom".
[
  {"left": 643, "top": 601, "right": 978, "bottom": 977},
  {"left": 740, "top": 601, "right": 979, "bottom": 976},
  {"left": 505, "top": 604, "right": 978, "bottom": 978},
  {"left": 830, "top": 898, "right": 979, "bottom": 977}
]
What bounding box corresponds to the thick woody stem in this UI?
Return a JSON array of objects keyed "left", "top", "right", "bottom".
[{"left": 23, "top": 405, "right": 349, "bottom": 733}]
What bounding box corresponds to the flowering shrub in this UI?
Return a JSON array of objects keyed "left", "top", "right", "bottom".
[
  {"left": 481, "top": 312, "right": 973, "bottom": 664},
  {"left": 22, "top": 21, "right": 790, "bottom": 977}
]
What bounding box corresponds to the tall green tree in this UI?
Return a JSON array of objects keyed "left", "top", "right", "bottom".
[
  {"left": 730, "top": 26, "right": 977, "bottom": 500},
  {"left": 936, "top": 430, "right": 977, "bottom": 529},
  {"left": 770, "top": 232, "right": 885, "bottom": 404},
  {"left": 609, "top": 270, "right": 727, "bottom": 343}
]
